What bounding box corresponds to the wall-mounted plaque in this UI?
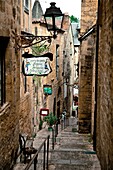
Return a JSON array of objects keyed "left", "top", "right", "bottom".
[
  {"left": 40, "top": 108, "right": 49, "bottom": 116},
  {"left": 22, "top": 52, "right": 53, "bottom": 76}
]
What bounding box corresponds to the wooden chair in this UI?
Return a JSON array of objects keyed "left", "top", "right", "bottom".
[{"left": 19, "top": 134, "right": 37, "bottom": 163}]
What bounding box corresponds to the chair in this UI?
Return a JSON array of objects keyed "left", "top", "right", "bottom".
[{"left": 19, "top": 134, "right": 37, "bottom": 163}]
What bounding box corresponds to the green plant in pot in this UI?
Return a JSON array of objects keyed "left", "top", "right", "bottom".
[{"left": 44, "top": 112, "right": 57, "bottom": 131}]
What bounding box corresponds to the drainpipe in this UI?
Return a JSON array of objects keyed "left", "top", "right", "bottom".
[{"left": 93, "top": 0, "right": 100, "bottom": 151}]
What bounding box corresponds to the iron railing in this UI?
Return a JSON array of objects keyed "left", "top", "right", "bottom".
[
  {"left": 23, "top": 119, "right": 68, "bottom": 170},
  {"left": 52, "top": 121, "right": 59, "bottom": 150},
  {"left": 23, "top": 135, "right": 50, "bottom": 170},
  {"left": 52, "top": 118, "right": 68, "bottom": 149},
  {"left": 61, "top": 117, "right": 68, "bottom": 130}
]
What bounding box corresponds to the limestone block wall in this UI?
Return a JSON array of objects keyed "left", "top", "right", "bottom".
[
  {"left": 19, "top": 93, "right": 33, "bottom": 135},
  {"left": 79, "top": 39, "right": 94, "bottom": 133},
  {"left": 96, "top": 1, "right": 113, "bottom": 169},
  {"left": 78, "top": 0, "right": 98, "bottom": 133},
  {"left": 0, "top": 1, "right": 21, "bottom": 169},
  {"left": 81, "top": 0, "right": 98, "bottom": 33},
  {"left": 19, "top": 0, "right": 35, "bottom": 137},
  {"left": 0, "top": 104, "right": 19, "bottom": 170}
]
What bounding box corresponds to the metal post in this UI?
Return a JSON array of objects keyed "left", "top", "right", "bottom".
[
  {"left": 56, "top": 121, "right": 58, "bottom": 135},
  {"left": 52, "top": 128, "right": 54, "bottom": 150},
  {"left": 46, "top": 135, "right": 50, "bottom": 170},
  {"left": 43, "top": 142, "right": 46, "bottom": 170},
  {"left": 34, "top": 156, "right": 37, "bottom": 170},
  {"left": 64, "top": 116, "right": 65, "bottom": 128}
]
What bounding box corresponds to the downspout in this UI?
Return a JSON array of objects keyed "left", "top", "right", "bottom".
[{"left": 93, "top": 0, "right": 100, "bottom": 151}]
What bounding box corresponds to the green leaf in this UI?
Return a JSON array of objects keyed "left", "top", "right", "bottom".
[
  {"left": 70, "top": 15, "right": 79, "bottom": 23},
  {"left": 44, "top": 112, "right": 57, "bottom": 126}
]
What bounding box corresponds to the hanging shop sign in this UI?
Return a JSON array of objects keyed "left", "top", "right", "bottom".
[
  {"left": 43, "top": 85, "right": 52, "bottom": 95},
  {"left": 40, "top": 108, "right": 49, "bottom": 116},
  {"left": 22, "top": 52, "right": 53, "bottom": 76}
]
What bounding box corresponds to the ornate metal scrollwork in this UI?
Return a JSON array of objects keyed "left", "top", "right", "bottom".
[{"left": 14, "top": 31, "right": 52, "bottom": 50}]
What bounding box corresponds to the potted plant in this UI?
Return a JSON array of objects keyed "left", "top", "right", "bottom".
[{"left": 44, "top": 112, "right": 57, "bottom": 131}]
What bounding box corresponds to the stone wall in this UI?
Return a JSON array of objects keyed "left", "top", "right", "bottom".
[
  {"left": 96, "top": 1, "right": 113, "bottom": 169},
  {"left": 0, "top": 104, "right": 19, "bottom": 170},
  {"left": 78, "top": 0, "right": 98, "bottom": 133},
  {"left": 79, "top": 47, "right": 93, "bottom": 133},
  {"left": 19, "top": 0, "right": 34, "bottom": 138},
  {"left": 81, "top": 0, "right": 98, "bottom": 33},
  {"left": 0, "top": 1, "right": 21, "bottom": 169},
  {"left": 19, "top": 93, "right": 33, "bottom": 135}
]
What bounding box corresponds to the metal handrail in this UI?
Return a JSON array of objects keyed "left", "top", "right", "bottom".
[
  {"left": 52, "top": 118, "right": 68, "bottom": 149},
  {"left": 23, "top": 135, "right": 50, "bottom": 170},
  {"left": 52, "top": 121, "right": 59, "bottom": 150}
]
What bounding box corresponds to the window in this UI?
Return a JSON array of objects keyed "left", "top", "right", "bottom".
[
  {"left": 0, "top": 37, "right": 9, "bottom": 106},
  {"left": 25, "top": 0, "right": 29, "bottom": 9},
  {"left": 24, "top": 76, "right": 27, "bottom": 93},
  {"left": 56, "top": 44, "right": 59, "bottom": 79},
  {"left": 35, "top": 27, "right": 38, "bottom": 36},
  {"left": 24, "top": 0, "right": 29, "bottom": 13}
]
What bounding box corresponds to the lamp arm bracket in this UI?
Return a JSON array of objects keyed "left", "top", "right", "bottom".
[{"left": 14, "top": 34, "right": 53, "bottom": 50}]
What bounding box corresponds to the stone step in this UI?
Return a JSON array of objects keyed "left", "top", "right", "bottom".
[{"left": 48, "top": 163, "right": 101, "bottom": 170}]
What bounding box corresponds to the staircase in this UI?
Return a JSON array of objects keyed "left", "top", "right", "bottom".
[
  {"left": 13, "top": 117, "right": 101, "bottom": 170},
  {"left": 48, "top": 117, "right": 101, "bottom": 170}
]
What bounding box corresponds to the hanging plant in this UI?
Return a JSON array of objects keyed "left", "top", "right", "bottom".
[{"left": 32, "top": 42, "right": 50, "bottom": 56}]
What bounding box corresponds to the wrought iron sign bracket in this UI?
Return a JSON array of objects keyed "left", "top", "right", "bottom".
[{"left": 14, "top": 32, "right": 53, "bottom": 50}]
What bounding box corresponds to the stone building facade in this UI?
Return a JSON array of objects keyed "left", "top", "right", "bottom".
[
  {"left": 78, "top": 0, "right": 98, "bottom": 133},
  {"left": 32, "top": 9, "right": 75, "bottom": 125},
  {"left": 19, "top": 0, "right": 34, "bottom": 137},
  {"left": 42, "top": 14, "right": 75, "bottom": 119},
  {"left": 79, "top": 0, "right": 113, "bottom": 169},
  {"left": 0, "top": 0, "right": 36, "bottom": 169},
  {"left": 41, "top": 24, "right": 65, "bottom": 119},
  {"left": 95, "top": 1, "right": 113, "bottom": 169},
  {"left": 32, "top": 0, "right": 52, "bottom": 130},
  {"left": 0, "top": 1, "right": 21, "bottom": 169},
  {"left": 62, "top": 14, "right": 75, "bottom": 117}
]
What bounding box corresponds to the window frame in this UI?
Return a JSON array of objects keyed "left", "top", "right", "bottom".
[
  {"left": 56, "top": 44, "right": 59, "bottom": 79},
  {"left": 24, "top": 0, "right": 29, "bottom": 13},
  {"left": 0, "top": 37, "right": 9, "bottom": 106}
]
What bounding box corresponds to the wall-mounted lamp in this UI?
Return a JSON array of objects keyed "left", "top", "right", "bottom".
[
  {"left": 44, "top": 2, "right": 64, "bottom": 39},
  {"left": 15, "top": 2, "right": 64, "bottom": 50}
]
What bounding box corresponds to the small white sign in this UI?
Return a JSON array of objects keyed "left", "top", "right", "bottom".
[{"left": 23, "top": 57, "right": 52, "bottom": 76}]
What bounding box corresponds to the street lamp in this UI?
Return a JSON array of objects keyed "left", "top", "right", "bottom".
[
  {"left": 44, "top": 2, "right": 64, "bottom": 39},
  {"left": 15, "top": 2, "right": 64, "bottom": 50}
]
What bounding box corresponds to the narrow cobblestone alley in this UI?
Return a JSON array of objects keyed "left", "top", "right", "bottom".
[
  {"left": 13, "top": 117, "right": 101, "bottom": 170},
  {"left": 48, "top": 118, "right": 101, "bottom": 170}
]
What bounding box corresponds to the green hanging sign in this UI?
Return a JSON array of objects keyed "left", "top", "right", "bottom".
[{"left": 43, "top": 85, "right": 52, "bottom": 95}]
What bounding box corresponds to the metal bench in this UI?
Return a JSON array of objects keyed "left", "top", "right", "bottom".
[{"left": 19, "top": 134, "right": 37, "bottom": 163}]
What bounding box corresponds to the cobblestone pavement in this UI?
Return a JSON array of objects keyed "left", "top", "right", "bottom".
[{"left": 13, "top": 117, "right": 101, "bottom": 170}]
